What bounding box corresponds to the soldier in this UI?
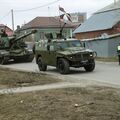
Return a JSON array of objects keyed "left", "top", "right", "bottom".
[
  {"left": 117, "top": 43, "right": 120, "bottom": 65},
  {"left": 0, "top": 29, "right": 8, "bottom": 37}
]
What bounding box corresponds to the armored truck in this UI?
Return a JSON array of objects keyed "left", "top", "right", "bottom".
[{"left": 35, "top": 37, "right": 96, "bottom": 74}]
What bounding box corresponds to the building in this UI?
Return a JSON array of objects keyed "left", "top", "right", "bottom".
[
  {"left": 0, "top": 24, "right": 13, "bottom": 36},
  {"left": 73, "top": 1, "right": 120, "bottom": 57},
  {"left": 21, "top": 16, "right": 76, "bottom": 42},
  {"left": 74, "top": 1, "right": 120, "bottom": 39},
  {"left": 70, "top": 12, "right": 86, "bottom": 23}
]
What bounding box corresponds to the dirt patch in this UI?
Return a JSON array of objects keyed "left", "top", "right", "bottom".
[
  {"left": 0, "top": 67, "right": 60, "bottom": 88},
  {"left": 0, "top": 86, "right": 120, "bottom": 120}
]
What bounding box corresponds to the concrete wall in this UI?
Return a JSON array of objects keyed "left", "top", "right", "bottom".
[
  {"left": 108, "top": 36, "right": 120, "bottom": 57},
  {"left": 83, "top": 39, "right": 109, "bottom": 57},
  {"left": 82, "top": 36, "right": 120, "bottom": 57}
]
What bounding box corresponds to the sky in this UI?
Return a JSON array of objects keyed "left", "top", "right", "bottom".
[{"left": 0, "top": 0, "right": 114, "bottom": 30}]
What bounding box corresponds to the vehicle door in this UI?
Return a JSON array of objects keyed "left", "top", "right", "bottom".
[{"left": 44, "top": 42, "right": 56, "bottom": 66}]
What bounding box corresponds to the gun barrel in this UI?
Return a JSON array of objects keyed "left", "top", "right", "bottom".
[{"left": 14, "top": 30, "right": 37, "bottom": 43}]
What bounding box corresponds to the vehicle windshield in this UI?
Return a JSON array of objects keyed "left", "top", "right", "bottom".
[{"left": 55, "top": 40, "right": 82, "bottom": 50}]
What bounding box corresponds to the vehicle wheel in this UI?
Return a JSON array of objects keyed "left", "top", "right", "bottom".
[
  {"left": 0, "top": 58, "right": 2, "bottom": 64},
  {"left": 26, "top": 55, "right": 34, "bottom": 62},
  {"left": 32, "top": 45, "right": 35, "bottom": 54},
  {"left": 57, "top": 58, "right": 70, "bottom": 74},
  {"left": 0, "top": 57, "right": 8, "bottom": 65},
  {"left": 37, "top": 57, "right": 47, "bottom": 71},
  {"left": 84, "top": 60, "right": 95, "bottom": 72}
]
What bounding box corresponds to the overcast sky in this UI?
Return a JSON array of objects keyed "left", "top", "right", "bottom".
[{"left": 0, "top": 0, "right": 114, "bottom": 29}]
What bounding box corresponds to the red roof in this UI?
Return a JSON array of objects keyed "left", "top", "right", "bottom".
[
  {"left": 0, "top": 24, "right": 13, "bottom": 36},
  {"left": 22, "top": 17, "right": 75, "bottom": 29},
  {"left": 0, "top": 24, "right": 5, "bottom": 27}
]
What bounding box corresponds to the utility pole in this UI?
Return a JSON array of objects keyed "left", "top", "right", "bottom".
[{"left": 11, "top": 9, "right": 14, "bottom": 32}]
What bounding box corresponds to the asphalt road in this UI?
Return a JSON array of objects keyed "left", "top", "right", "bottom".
[{"left": 1, "top": 60, "right": 120, "bottom": 87}]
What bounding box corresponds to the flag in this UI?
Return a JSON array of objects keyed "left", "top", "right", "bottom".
[
  {"left": 59, "top": 6, "right": 65, "bottom": 12},
  {"left": 60, "top": 14, "right": 64, "bottom": 20},
  {"left": 59, "top": 6, "right": 72, "bottom": 22},
  {"left": 65, "top": 13, "right": 72, "bottom": 22}
]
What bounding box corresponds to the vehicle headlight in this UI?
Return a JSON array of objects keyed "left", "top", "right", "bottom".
[
  {"left": 67, "top": 55, "right": 74, "bottom": 59},
  {"left": 70, "top": 56, "right": 73, "bottom": 59},
  {"left": 93, "top": 51, "right": 97, "bottom": 57},
  {"left": 90, "top": 52, "right": 97, "bottom": 57},
  {"left": 90, "top": 54, "right": 93, "bottom": 57}
]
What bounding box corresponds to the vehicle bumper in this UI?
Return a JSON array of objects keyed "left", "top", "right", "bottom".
[{"left": 69, "top": 59, "right": 94, "bottom": 67}]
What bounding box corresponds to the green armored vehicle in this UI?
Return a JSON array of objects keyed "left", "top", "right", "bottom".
[
  {"left": 35, "top": 37, "right": 96, "bottom": 74},
  {"left": 0, "top": 29, "right": 36, "bottom": 64}
]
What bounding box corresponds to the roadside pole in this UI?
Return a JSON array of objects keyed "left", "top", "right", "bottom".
[{"left": 11, "top": 9, "right": 14, "bottom": 32}]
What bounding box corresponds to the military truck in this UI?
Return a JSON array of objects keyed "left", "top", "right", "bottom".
[
  {"left": 0, "top": 29, "right": 36, "bottom": 64},
  {"left": 35, "top": 36, "right": 96, "bottom": 74}
]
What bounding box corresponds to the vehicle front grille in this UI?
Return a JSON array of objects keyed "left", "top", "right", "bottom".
[{"left": 75, "top": 53, "right": 90, "bottom": 60}]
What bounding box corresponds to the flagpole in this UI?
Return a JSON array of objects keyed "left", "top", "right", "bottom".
[{"left": 58, "top": 5, "right": 61, "bottom": 29}]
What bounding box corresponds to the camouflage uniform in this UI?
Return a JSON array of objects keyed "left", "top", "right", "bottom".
[{"left": 0, "top": 29, "right": 7, "bottom": 37}]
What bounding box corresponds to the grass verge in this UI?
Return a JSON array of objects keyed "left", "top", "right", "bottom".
[
  {"left": 0, "top": 86, "right": 120, "bottom": 120},
  {"left": 96, "top": 57, "right": 118, "bottom": 62},
  {"left": 0, "top": 67, "right": 60, "bottom": 88}
]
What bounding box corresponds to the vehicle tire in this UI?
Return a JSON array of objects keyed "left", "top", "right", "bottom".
[
  {"left": 37, "top": 57, "right": 47, "bottom": 71},
  {"left": 84, "top": 60, "right": 95, "bottom": 72},
  {"left": 0, "top": 58, "right": 2, "bottom": 64},
  {"left": 57, "top": 58, "right": 70, "bottom": 74},
  {"left": 32, "top": 45, "right": 35, "bottom": 54},
  {"left": 0, "top": 57, "right": 8, "bottom": 65},
  {"left": 26, "top": 55, "right": 34, "bottom": 62}
]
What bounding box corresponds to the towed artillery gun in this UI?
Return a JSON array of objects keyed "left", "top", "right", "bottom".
[{"left": 0, "top": 29, "right": 37, "bottom": 64}]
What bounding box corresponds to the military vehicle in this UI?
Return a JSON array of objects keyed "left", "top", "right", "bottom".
[
  {"left": 0, "top": 29, "right": 36, "bottom": 64},
  {"left": 35, "top": 36, "right": 96, "bottom": 74}
]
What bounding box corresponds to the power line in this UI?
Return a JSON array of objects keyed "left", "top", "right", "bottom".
[
  {"left": 0, "top": 0, "right": 61, "bottom": 30},
  {"left": 0, "top": 11, "right": 11, "bottom": 21},
  {"left": 14, "top": 0, "right": 61, "bottom": 12}
]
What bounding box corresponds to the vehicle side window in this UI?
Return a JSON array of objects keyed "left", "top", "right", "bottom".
[
  {"left": 47, "top": 42, "right": 54, "bottom": 51},
  {"left": 50, "top": 45, "right": 54, "bottom": 51},
  {"left": 70, "top": 41, "right": 82, "bottom": 47},
  {"left": 40, "top": 32, "right": 45, "bottom": 39},
  {"left": 36, "top": 40, "right": 48, "bottom": 51}
]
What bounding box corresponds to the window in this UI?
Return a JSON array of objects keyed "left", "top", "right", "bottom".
[{"left": 40, "top": 32, "right": 45, "bottom": 39}]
